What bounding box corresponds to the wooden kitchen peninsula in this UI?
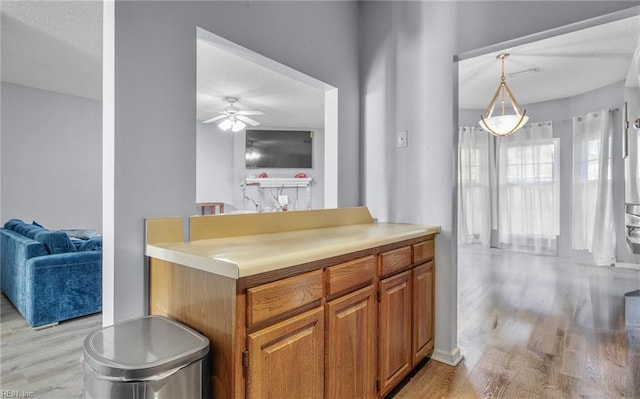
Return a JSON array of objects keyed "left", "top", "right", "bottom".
[{"left": 145, "top": 207, "right": 440, "bottom": 399}]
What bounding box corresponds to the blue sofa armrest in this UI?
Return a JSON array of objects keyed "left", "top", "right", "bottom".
[
  {"left": 1, "top": 228, "right": 48, "bottom": 316},
  {"left": 25, "top": 251, "right": 102, "bottom": 327}
]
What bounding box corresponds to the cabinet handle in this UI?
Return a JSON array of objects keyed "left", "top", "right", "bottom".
[{"left": 624, "top": 102, "right": 629, "bottom": 159}]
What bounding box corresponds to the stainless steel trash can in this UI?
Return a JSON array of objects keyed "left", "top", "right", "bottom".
[{"left": 83, "top": 315, "right": 209, "bottom": 399}]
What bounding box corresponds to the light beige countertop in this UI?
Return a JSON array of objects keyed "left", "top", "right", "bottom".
[{"left": 145, "top": 222, "right": 440, "bottom": 279}]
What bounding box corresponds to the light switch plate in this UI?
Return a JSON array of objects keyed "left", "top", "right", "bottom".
[{"left": 397, "top": 130, "right": 408, "bottom": 147}]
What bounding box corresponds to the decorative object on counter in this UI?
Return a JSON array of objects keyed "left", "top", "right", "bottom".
[
  {"left": 197, "top": 202, "right": 224, "bottom": 215},
  {"left": 479, "top": 53, "right": 529, "bottom": 137}
]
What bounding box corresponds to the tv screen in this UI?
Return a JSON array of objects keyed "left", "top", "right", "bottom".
[{"left": 245, "top": 130, "right": 313, "bottom": 169}]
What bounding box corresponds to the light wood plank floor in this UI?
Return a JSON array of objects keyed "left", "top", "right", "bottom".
[
  {"left": 1, "top": 246, "right": 639, "bottom": 398},
  {"left": 392, "top": 246, "right": 640, "bottom": 399},
  {"left": 0, "top": 297, "right": 101, "bottom": 398}
]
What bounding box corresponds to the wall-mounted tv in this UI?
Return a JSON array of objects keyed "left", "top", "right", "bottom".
[{"left": 245, "top": 130, "right": 313, "bottom": 169}]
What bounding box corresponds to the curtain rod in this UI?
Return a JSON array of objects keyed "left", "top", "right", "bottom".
[{"left": 543, "top": 107, "right": 620, "bottom": 125}]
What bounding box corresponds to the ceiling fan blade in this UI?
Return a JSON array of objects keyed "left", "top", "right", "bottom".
[
  {"left": 202, "top": 115, "right": 227, "bottom": 124},
  {"left": 237, "top": 115, "right": 260, "bottom": 126},
  {"left": 237, "top": 110, "right": 264, "bottom": 116}
]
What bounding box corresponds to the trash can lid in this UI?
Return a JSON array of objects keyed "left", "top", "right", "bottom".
[{"left": 83, "top": 315, "right": 209, "bottom": 380}]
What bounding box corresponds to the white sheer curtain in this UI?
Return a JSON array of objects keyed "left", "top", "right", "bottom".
[
  {"left": 572, "top": 109, "right": 615, "bottom": 265},
  {"left": 458, "top": 126, "right": 491, "bottom": 247},
  {"left": 497, "top": 122, "right": 559, "bottom": 255}
]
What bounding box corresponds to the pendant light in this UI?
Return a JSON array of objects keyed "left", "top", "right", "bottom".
[{"left": 479, "top": 53, "right": 529, "bottom": 137}]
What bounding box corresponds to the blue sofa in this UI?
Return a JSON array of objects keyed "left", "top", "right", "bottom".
[{"left": 1, "top": 219, "right": 102, "bottom": 328}]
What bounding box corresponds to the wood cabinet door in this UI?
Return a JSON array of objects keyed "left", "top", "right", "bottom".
[
  {"left": 378, "top": 270, "right": 412, "bottom": 397},
  {"left": 326, "top": 285, "right": 377, "bottom": 399},
  {"left": 247, "top": 307, "right": 324, "bottom": 399},
  {"left": 412, "top": 261, "right": 434, "bottom": 365}
]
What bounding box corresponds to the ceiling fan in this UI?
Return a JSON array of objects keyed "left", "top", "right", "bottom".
[{"left": 202, "top": 97, "right": 264, "bottom": 132}]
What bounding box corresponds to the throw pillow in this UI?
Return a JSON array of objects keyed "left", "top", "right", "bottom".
[
  {"left": 23, "top": 225, "right": 45, "bottom": 239},
  {"left": 14, "top": 222, "right": 34, "bottom": 236},
  {"left": 79, "top": 236, "right": 102, "bottom": 252},
  {"left": 3, "top": 219, "right": 24, "bottom": 230},
  {"left": 35, "top": 231, "right": 77, "bottom": 254}
]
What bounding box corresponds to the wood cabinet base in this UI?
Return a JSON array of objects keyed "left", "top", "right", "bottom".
[{"left": 149, "top": 235, "right": 436, "bottom": 399}]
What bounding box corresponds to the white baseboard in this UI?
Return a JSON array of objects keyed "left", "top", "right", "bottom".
[
  {"left": 616, "top": 262, "right": 640, "bottom": 270},
  {"left": 430, "top": 346, "right": 464, "bottom": 367}
]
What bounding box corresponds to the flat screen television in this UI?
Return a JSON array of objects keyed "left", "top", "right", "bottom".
[{"left": 245, "top": 130, "right": 313, "bottom": 169}]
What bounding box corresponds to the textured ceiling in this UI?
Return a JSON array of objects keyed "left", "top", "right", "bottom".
[
  {"left": 1, "top": 1, "right": 102, "bottom": 100},
  {"left": 2, "top": 3, "right": 638, "bottom": 119},
  {"left": 196, "top": 36, "right": 325, "bottom": 129},
  {"left": 459, "top": 15, "right": 640, "bottom": 109}
]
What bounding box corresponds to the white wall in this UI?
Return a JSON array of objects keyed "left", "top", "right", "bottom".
[
  {"left": 196, "top": 125, "right": 325, "bottom": 212},
  {"left": 107, "top": 1, "right": 360, "bottom": 323},
  {"left": 196, "top": 123, "right": 235, "bottom": 207},
  {"left": 1, "top": 82, "right": 102, "bottom": 231}
]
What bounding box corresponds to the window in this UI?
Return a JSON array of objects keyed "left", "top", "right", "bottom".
[
  {"left": 497, "top": 129, "right": 560, "bottom": 255},
  {"left": 505, "top": 142, "right": 556, "bottom": 184}
]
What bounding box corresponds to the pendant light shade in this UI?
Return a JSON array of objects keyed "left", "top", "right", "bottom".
[{"left": 479, "top": 53, "right": 529, "bottom": 137}]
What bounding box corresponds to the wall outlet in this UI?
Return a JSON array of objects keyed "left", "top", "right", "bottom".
[{"left": 397, "top": 130, "right": 408, "bottom": 147}]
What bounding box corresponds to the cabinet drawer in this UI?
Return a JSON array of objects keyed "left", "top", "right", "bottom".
[
  {"left": 379, "top": 246, "right": 412, "bottom": 277},
  {"left": 413, "top": 239, "right": 435, "bottom": 264},
  {"left": 325, "top": 255, "right": 375, "bottom": 298},
  {"left": 247, "top": 270, "right": 323, "bottom": 327}
]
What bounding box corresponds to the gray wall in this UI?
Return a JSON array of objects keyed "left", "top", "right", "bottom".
[
  {"left": 109, "top": 1, "right": 360, "bottom": 323},
  {"left": 106, "top": 0, "right": 637, "bottom": 351},
  {"left": 456, "top": 1, "right": 638, "bottom": 53},
  {"left": 1, "top": 82, "right": 102, "bottom": 231},
  {"left": 359, "top": 0, "right": 461, "bottom": 363},
  {"left": 359, "top": 0, "right": 638, "bottom": 365}
]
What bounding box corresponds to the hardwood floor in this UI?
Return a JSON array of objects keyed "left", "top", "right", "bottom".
[
  {"left": 1, "top": 246, "right": 638, "bottom": 398},
  {"left": 392, "top": 246, "right": 640, "bottom": 399},
  {"left": 0, "top": 296, "right": 101, "bottom": 398}
]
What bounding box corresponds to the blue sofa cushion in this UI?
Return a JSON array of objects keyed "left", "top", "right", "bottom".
[
  {"left": 35, "top": 231, "right": 76, "bottom": 254},
  {"left": 23, "top": 225, "right": 45, "bottom": 240},
  {"left": 4, "top": 219, "right": 24, "bottom": 230},
  {"left": 79, "top": 236, "right": 102, "bottom": 252},
  {"left": 14, "top": 222, "right": 39, "bottom": 237}
]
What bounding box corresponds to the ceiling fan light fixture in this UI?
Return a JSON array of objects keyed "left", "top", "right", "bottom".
[
  {"left": 218, "top": 118, "right": 233, "bottom": 131},
  {"left": 232, "top": 120, "right": 246, "bottom": 132},
  {"left": 479, "top": 53, "right": 529, "bottom": 137},
  {"left": 209, "top": 97, "right": 263, "bottom": 131}
]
